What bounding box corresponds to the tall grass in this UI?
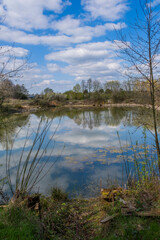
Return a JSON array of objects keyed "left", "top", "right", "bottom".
[
  {"left": 117, "top": 128, "right": 160, "bottom": 187},
  {"left": 4, "top": 117, "right": 63, "bottom": 197}
]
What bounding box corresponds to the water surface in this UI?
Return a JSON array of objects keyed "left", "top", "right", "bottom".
[{"left": 0, "top": 107, "right": 157, "bottom": 197}]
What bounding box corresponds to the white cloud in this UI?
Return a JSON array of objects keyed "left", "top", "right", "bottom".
[
  {"left": 63, "top": 59, "right": 122, "bottom": 82},
  {"left": 0, "top": 25, "right": 93, "bottom": 46},
  {"left": 52, "top": 15, "right": 126, "bottom": 39},
  {"left": 0, "top": 21, "right": 126, "bottom": 47},
  {"left": 47, "top": 63, "right": 60, "bottom": 72},
  {"left": 47, "top": 47, "right": 106, "bottom": 63},
  {"left": 45, "top": 40, "right": 125, "bottom": 82},
  {"left": 0, "top": 25, "right": 68, "bottom": 46},
  {"left": 52, "top": 15, "right": 80, "bottom": 33},
  {"left": 18, "top": 66, "right": 73, "bottom": 93},
  {"left": 45, "top": 41, "right": 118, "bottom": 63},
  {"left": 33, "top": 79, "right": 72, "bottom": 89},
  {"left": 0, "top": 46, "right": 29, "bottom": 57},
  {"left": 0, "top": 0, "right": 71, "bottom": 30},
  {"left": 0, "top": 2, "right": 127, "bottom": 48},
  {"left": 33, "top": 79, "right": 55, "bottom": 87},
  {"left": 81, "top": 0, "right": 129, "bottom": 21}
]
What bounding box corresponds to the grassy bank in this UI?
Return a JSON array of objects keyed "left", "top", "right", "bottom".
[
  {"left": 1, "top": 184, "right": 160, "bottom": 240},
  {"left": 1, "top": 99, "right": 40, "bottom": 113}
]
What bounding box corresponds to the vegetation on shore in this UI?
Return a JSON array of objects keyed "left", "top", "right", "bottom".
[
  {"left": 27, "top": 78, "right": 158, "bottom": 108},
  {"left": 1, "top": 181, "right": 160, "bottom": 240},
  {"left": 0, "top": 76, "right": 158, "bottom": 113}
]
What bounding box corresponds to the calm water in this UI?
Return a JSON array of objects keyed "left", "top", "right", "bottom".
[{"left": 0, "top": 107, "right": 158, "bottom": 197}]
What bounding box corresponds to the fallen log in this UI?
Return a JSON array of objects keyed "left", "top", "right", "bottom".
[
  {"left": 136, "top": 209, "right": 160, "bottom": 217},
  {"left": 100, "top": 213, "right": 119, "bottom": 223}
]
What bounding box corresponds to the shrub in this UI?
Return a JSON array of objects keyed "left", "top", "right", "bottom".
[{"left": 51, "top": 187, "right": 68, "bottom": 202}]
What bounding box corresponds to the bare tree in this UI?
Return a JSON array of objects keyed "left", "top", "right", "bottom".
[
  {"left": 116, "top": 0, "right": 160, "bottom": 171},
  {"left": 104, "top": 81, "right": 120, "bottom": 92},
  {"left": 93, "top": 80, "right": 101, "bottom": 92},
  {"left": 0, "top": 79, "right": 15, "bottom": 105},
  {"left": 87, "top": 78, "right": 93, "bottom": 96},
  {"left": 73, "top": 83, "right": 81, "bottom": 93},
  {"left": 0, "top": 45, "right": 28, "bottom": 108},
  {"left": 81, "top": 80, "right": 86, "bottom": 93}
]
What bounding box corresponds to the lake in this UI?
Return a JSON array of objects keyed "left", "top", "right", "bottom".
[{"left": 0, "top": 107, "right": 158, "bottom": 197}]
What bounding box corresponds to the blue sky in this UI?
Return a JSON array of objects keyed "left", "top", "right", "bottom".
[{"left": 0, "top": 0, "right": 158, "bottom": 93}]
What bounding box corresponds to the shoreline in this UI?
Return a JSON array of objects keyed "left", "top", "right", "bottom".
[
  {"left": 63, "top": 103, "right": 145, "bottom": 108},
  {"left": 1, "top": 101, "right": 157, "bottom": 114}
]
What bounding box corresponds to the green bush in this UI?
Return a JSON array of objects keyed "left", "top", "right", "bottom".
[{"left": 112, "top": 90, "right": 127, "bottom": 103}]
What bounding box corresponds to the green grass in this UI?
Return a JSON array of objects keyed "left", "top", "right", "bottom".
[
  {"left": 94, "top": 215, "right": 160, "bottom": 240},
  {"left": 0, "top": 207, "right": 43, "bottom": 240}
]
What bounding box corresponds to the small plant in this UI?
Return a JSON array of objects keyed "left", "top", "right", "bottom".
[
  {"left": 50, "top": 187, "right": 68, "bottom": 202},
  {"left": 40, "top": 198, "right": 94, "bottom": 240}
]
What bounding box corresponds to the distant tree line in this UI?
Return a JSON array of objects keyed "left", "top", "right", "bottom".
[
  {"left": 35, "top": 77, "right": 160, "bottom": 106},
  {"left": 2, "top": 76, "right": 159, "bottom": 108},
  {"left": 64, "top": 78, "right": 158, "bottom": 104},
  {"left": 0, "top": 78, "right": 28, "bottom": 107}
]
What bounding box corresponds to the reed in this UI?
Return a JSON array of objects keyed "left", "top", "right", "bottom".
[{"left": 4, "top": 117, "right": 62, "bottom": 197}]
